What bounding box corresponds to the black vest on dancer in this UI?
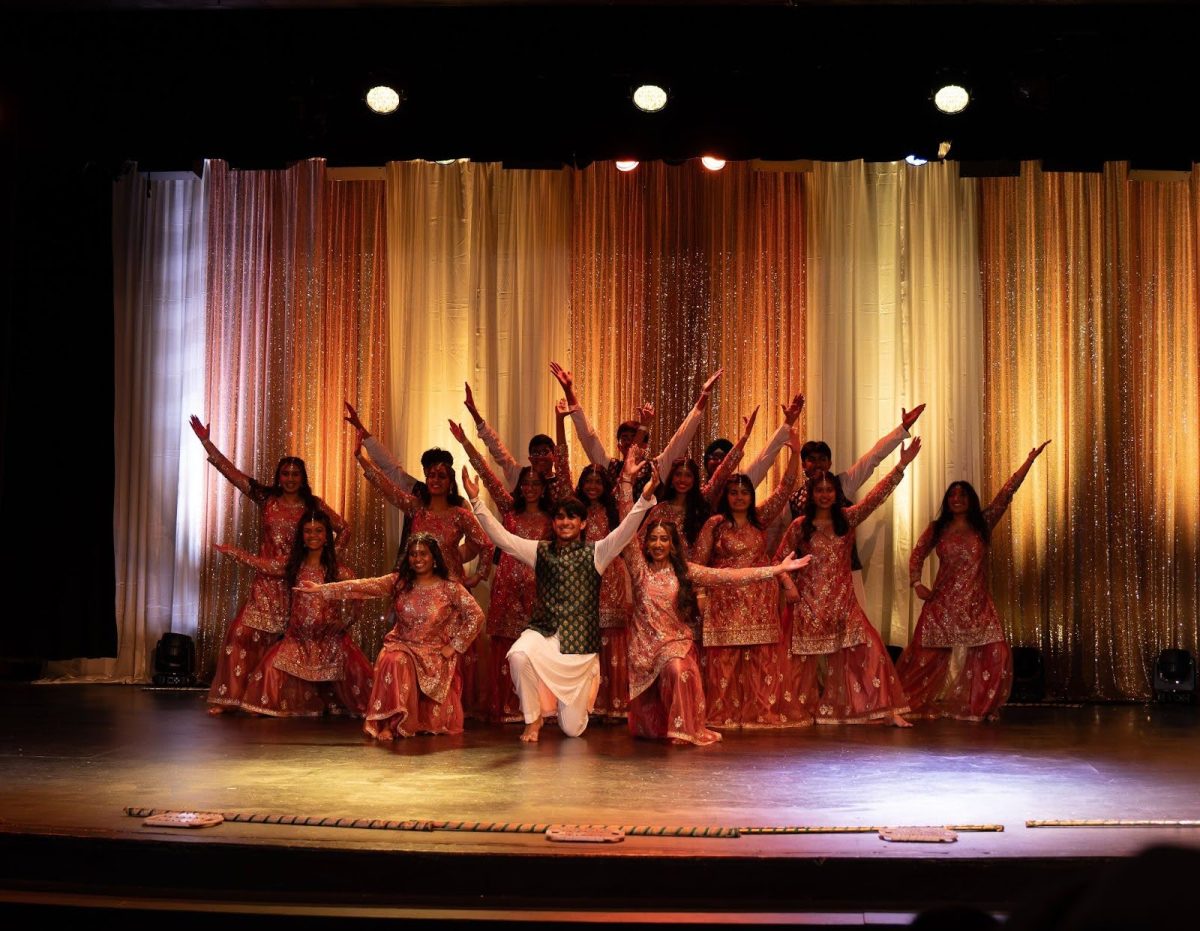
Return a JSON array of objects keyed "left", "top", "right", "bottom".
[{"left": 529, "top": 539, "right": 603, "bottom": 654}]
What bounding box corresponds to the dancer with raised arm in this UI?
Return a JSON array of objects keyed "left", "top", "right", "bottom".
[
  {"left": 463, "top": 463, "right": 656, "bottom": 742},
  {"left": 897, "top": 441, "right": 1051, "bottom": 722},
  {"left": 618, "top": 461, "right": 812, "bottom": 746},
  {"left": 190, "top": 415, "right": 346, "bottom": 713},
  {"left": 299, "top": 533, "right": 485, "bottom": 739},
  {"left": 693, "top": 424, "right": 802, "bottom": 727},
  {"left": 702, "top": 392, "right": 806, "bottom": 494},
  {"left": 221, "top": 510, "right": 372, "bottom": 718},
  {"left": 461, "top": 383, "right": 572, "bottom": 498},
  {"left": 777, "top": 438, "right": 923, "bottom": 726}
]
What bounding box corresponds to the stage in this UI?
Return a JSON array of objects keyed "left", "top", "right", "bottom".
[{"left": 1, "top": 684, "right": 1198, "bottom": 926}]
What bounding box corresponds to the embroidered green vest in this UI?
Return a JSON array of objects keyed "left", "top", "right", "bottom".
[{"left": 530, "top": 539, "right": 603, "bottom": 654}]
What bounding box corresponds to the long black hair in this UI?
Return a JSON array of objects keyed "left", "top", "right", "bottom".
[
  {"left": 391, "top": 533, "right": 451, "bottom": 602},
  {"left": 798, "top": 471, "right": 851, "bottom": 548},
  {"left": 717, "top": 473, "right": 762, "bottom": 529},
  {"left": 285, "top": 508, "right": 340, "bottom": 589},
  {"left": 250, "top": 456, "right": 319, "bottom": 509},
  {"left": 576, "top": 464, "right": 619, "bottom": 531},
  {"left": 930, "top": 481, "right": 990, "bottom": 547},
  {"left": 511, "top": 465, "right": 554, "bottom": 515},
  {"left": 661, "top": 458, "right": 711, "bottom": 545},
  {"left": 641, "top": 518, "right": 700, "bottom": 623},
  {"left": 413, "top": 448, "right": 465, "bottom": 507}
]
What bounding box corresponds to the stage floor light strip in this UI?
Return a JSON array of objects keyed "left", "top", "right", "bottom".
[
  {"left": 123, "top": 807, "right": 1003, "bottom": 837},
  {"left": 1026, "top": 819, "right": 1200, "bottom": 828}
]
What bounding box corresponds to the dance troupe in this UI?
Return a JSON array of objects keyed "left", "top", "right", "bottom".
[{"left": 195, "top": 364, "right": 1049, "bottom": 746}]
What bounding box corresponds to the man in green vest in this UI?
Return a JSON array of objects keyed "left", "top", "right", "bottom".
[{"left": 465, "top": 460, "right": 656, "bottom": 743}]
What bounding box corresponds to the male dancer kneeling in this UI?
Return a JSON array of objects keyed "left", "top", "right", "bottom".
[{"left": 463, "top": 462, "right": 655, "bottom": 742}]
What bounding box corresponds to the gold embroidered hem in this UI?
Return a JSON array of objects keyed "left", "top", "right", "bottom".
[
  {"left": 271, "top": 653, "right": 344, "bottom": 682},
  {"left": 239, "top": 605, "right": 288, "bottom": 634},
  {"left": 702, "top": 624, "right": 780, "bottom": 648},
  {"left": 816, "top": 704, "right": 911, "bottom": 725}
]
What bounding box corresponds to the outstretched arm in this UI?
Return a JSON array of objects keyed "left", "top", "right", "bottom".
[
  {"left": 296, "top": 572, "right": 397, "bottom": 601},
  {"left": 742, "top": 392, "right": 805, "bottom": 488},
  {"left": 553, "top": 362, "right": 613, "bottom": 468},
  {"left": 190, "top": 416, "right": 256, "bottom": 499},
  {"left": 846, "top": 437, "right": 921, "bottom": 529},
  {"left": 839, "top": 404, "right": 924, "bottom": 498},
  {"left": 356, "top": 446, "right": 419, "bottom": 514},
  {"left": 463, "top": 468, "right": 539, "bottom": 569},
  {"left": 450, "top": 420, "right": 514, "bottom": 513},
  {"left": 984, "top": 440, "right": 1051, "bottom": 529},
  {"left": 345, "top": 401, "right": 418, "bottom": 492},
  {"left": 910, "top": 524, "right": 935, "bottom": 600},
  {"left": 757, "top": 427, "right": 803, "bottom": 526},
  {"left": 213, "top": 545, "right": 285, "bottom": 576},
  {"left": 701, "top": 406, "right": 758, "bottom": 506},
  {"left": 687, "top": 549, "right": 811, "bottom": 588},
  {"left": 651, "top": 368, "right": 723, "bottom": 473}
]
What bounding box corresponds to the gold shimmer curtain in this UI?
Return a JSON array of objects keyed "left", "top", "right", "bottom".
[
  {"left": 383, "top": 161, "right": 571, "bottom": 546},
  {"left": 569, "top": 161, "right": 806, "bottom": 481},
  {"left": 980, "top": 163, "right": 1200, "bottom": 700},
  {"left": 806, "top": 161, "right": 983, "bottom": 646},
  {"left": 197, "top": 160, "right": 390, "bottom": 677}
]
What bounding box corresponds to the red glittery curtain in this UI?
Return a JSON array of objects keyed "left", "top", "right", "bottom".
[
  {"left": 197, "top": 160, "right": 390, "bottom": 678},
  {"left": 568, "top": 162, "right": 806, "bottom": 478},
  {"left": 979, "top": 163, "right": 1200, "bottom": 700}
]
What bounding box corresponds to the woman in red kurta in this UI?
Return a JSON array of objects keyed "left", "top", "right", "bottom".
[
  {"left": 776, "top": 439, "right": 921, "bottom": 726},
  {"left": 220, "top": 510, "right": 372, "bottom": 718},
  {"left": 619, "top": 467, "right": 812, "bottom": 745},
  {"left": 897, "top": 441, "right": 1050, "bottom": 722},
  {"left": 693, "top": 425, "right": 801, "bottom": 728},
  {"left": 302, "top": 533, "right": 486, "bottom": 740},
  {"left": 190, "top": 416, "right": 347, "bottom": 713}
]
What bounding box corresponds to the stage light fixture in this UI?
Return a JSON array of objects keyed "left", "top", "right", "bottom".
[
  {"left": 615, "top": 160, "right": 639, "bottom": 172},
  {"left": 152, "top": 633, "right": 197, "bottom": 687},
  {"left": 701, "top": 156, "right": 726, "bottom": 171},
  {"left": 905, "top": 155, "right": 928, "bottom": 166},
  {"left": 633, "top": 84, "right": 668, "bottom": 113},
  {"left": 433, "top": 159, "right": 456, "bottom": 165},
  {"left": 365, "top": 85, "right": 401, "bottom": 115},
  {"left": 1153, "top": 649, "right": 1196, "bottom": 704},
  {"left": 934, "top": 84, "right": 970, "bottom": 114}
]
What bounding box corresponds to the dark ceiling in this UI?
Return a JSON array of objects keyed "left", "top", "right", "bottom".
[{"left": 2, "top": 2, "right": 1199, "bottom": 171}]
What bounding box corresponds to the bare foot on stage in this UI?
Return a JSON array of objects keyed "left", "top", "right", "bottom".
[
  {"left": 520, "top": 718, "right": 543, "bottom": 743},
  {"left": 376, "top": 728, "right": 393, "bottom": 742},
  {"left": 891, "top": 713, "right": 913, "bottom": 728},
  {"left": 207, "top": 705, "right": 228, "bottom": 716}
]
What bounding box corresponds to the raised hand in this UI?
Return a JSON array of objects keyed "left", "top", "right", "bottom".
[
  {"left": 740, "top": 405, "right": 760, "bottom": 440},
  {"left": 188, "top": 414, "right": 210, "bottom": 443},
  {"left": 622, "top": 442, "right": 647, "bottom": 482},
  {"left": 214, "top": 543, "right": 236, "bottom": 556},
  {"left": 641, "top": 464, "right": 660, "bottom": 500},
  {"left": 637, "top": 401, "right": 656, "bottom": 425},
  {"left": 294, "top": 580, "right": 322, "bottom": 593},
  {"left": 696, "top": 368, "right": 724, "bottom": 411},
  {"left": 448, "top": 420, "right": 467, "bottom": 445},
  {"left": 902, "top": 403, "right": 927, "bottom": 432},
  {"left": 776, "top": 551, "right": 813, "bottom": 574},
  {"left": 786, "top": 423, "right": 803, "bottom": 452},
  {"left": 783, "top": 392, "right": 805, "bottom": 425},
  {"left": 555, "top": 398, "right": 570, "bottom": 419},
  {"left": 899, "top": 436, "right": 922, "bottom": 467},
  {"left": 1029, "top": 439, "right": 1052, "bottom": 461},
  {"left": 463, "top": 383, "right": 483, "bottom": 425},
  {"left": 343, "top": 401, "right": 368, "bottom": 434},
  {"left": 461, "top": 466, "right": 480, "bottom": 501}
]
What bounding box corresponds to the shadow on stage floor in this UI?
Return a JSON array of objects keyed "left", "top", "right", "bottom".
[{"left": 1, "top": 684, "right": 1198, "bottom": 927}]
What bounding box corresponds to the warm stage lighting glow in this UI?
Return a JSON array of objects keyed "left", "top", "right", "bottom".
[
  {"left": 615, "top": 160, "right": 639, "bottom": 172},
  {"left": 365, "top": 86, "right": 401, "bottom": 114},
  {"left": 934, "top": 84, "right": 970, "bottom": 114},
  {"left": 633, "top": 85, "right": 668, "bottom": 112},
  {"left": 905, "top": 155, "right": 928, "bottom": 166},
  {"left": 701, "top": 156, "right": 726, "bottom": 171}
]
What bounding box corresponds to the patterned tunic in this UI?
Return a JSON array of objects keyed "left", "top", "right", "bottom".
[{"left": 908, "top": 471, "right": 1024, "bottom": 648}]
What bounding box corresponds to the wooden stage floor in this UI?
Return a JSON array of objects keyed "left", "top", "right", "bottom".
[{"left": 2, "top": 684, "right": 1199, "bottom": 925}]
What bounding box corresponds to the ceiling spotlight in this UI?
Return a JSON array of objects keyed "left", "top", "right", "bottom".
[
  {"left": 633, "top": 84, "right": 668, "bottom": 113},
  {"left": 937, "top": 140, "right": 952, "bottom": 159},
  {"left": 905, "top": 155, "right": 928, "bottom": 167},
  {"left": 701, "top": 156, "right": 726, "bottom": 171},
  {"left": 933, "top": 84, "right": 970, "bottom": 114},
  {"left": 433, "top": 159, "right": 456, "bottom": 165},
  {"left": 366, "top": 85, "right": 401, "bottom": 115},
  {"left": 615, "top": 160, "right": 639, "bottom": 172}
]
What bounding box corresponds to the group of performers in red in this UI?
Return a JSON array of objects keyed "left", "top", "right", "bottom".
[{"left": 194, "top": 364, "right": 1049, "bottom": 746}]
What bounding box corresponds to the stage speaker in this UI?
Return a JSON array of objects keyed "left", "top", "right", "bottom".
[
  {"left": 1153, "top": 649, "right": 1195, "bottom": 704},
  {"left": 1010, "top": 647, "right": 1045, "bottom": 702},
  {"left": 152, "top": 633, "right": 196, "bottom": 687}
]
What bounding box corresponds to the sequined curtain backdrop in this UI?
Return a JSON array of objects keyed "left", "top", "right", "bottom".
[
  {"left": 569, "top": 161, "right": 806, "bottom": 480},
  {"left": 979, "top": 163, "right": 1200, "bottom": 700},
  {"left": 805, "top": 161, "right": 983, "bottom": 646},
  {"left": 383, "top": 161, "right": 570, "bottom": 540},
  {"left": 198, "top": 160, "right": 390, "bottom": 678}
]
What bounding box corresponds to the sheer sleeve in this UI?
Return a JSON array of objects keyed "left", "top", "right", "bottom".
[
  {"left": 620, "top": 529, "right": 649, "bottom": 596},
  {"left": 757, "top": 468, "right": 798, "bottom": 526},
  {"left": 477, "top": 421, "right": 524, "bottom": 490},
  {"left": 686, "top": 562, "right": 778, "bottom": 588},
  {"left": 219, "top": 549, "right": 285, "bottom": 576},
  {"left": 845, "top": 463, "right": 906, "bottom": 529},
  {"left": 457, "top": 507, "right": 495, "bottom": 580},
  {"left": 201, "top": 439, "right": 257, "bottom": 500},
  {"left": 448, "top": 581, "right": 487, "bottom": 654},
  {"left": 909, "top": 524, "right": 935, "bottom": 586},
  {"left": 357, "top": 449, "right": 419, "bottom": 514},
  {"left": 701, "top": 446, "right": 744, "bottom": 507},
  {"left": 467, "top": 444, "right": 515, "bottom": 515},
  {"left": 773, "top": 516, "right": 804, "bottom": 562},
  {"left": 552, "top": 442, "right": 574, "bottom": 501},
  {"left": 315, "top": 572, "right": 397, "bottom": 601},
  {"left": 692, "top": 515, "right": 723, "bottom": 566},
  {"left": 983, "top": 465, "right": 1027, "bottom": 529}
]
